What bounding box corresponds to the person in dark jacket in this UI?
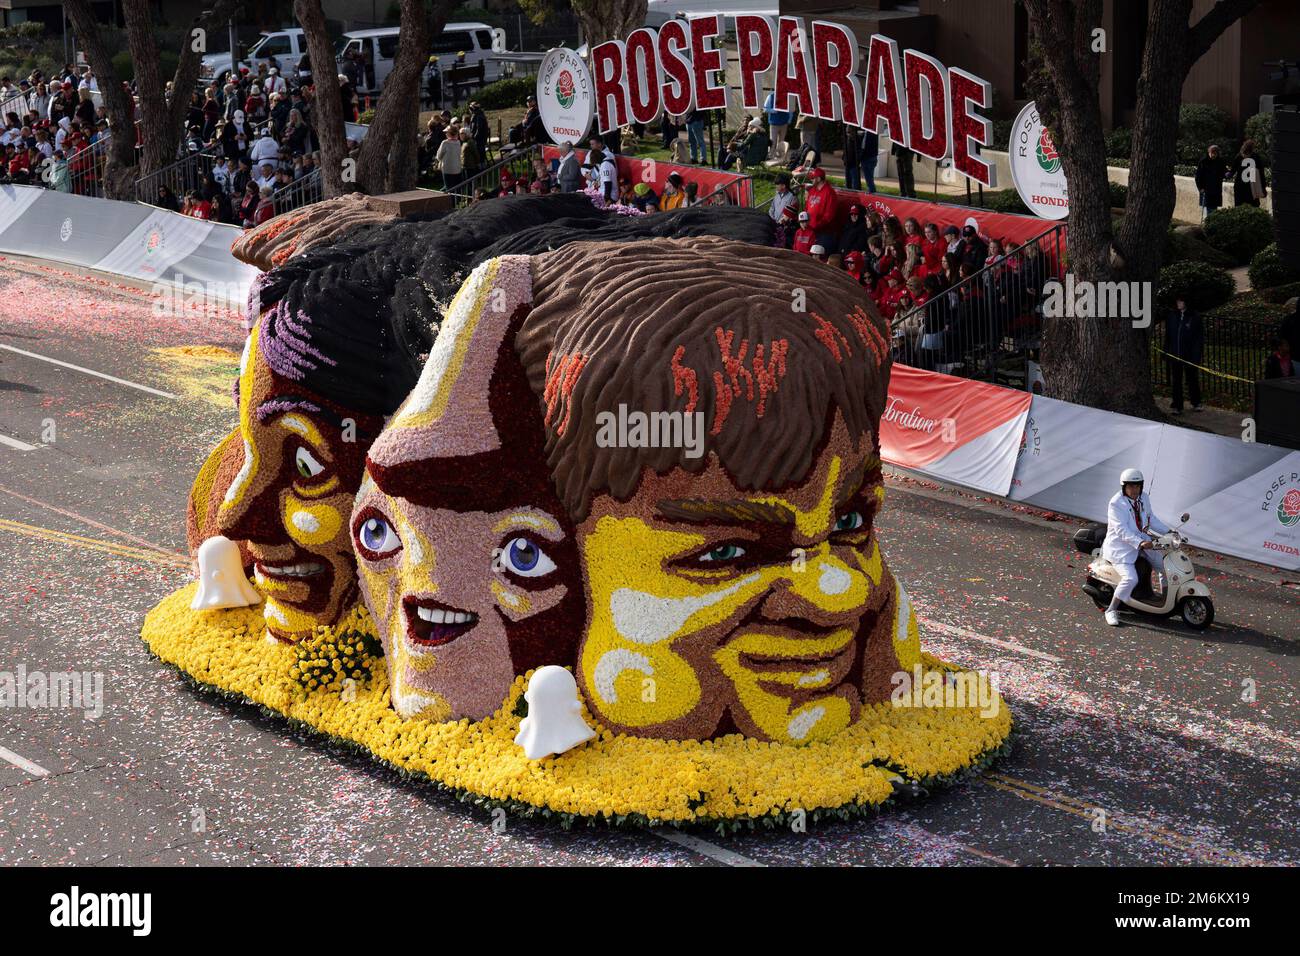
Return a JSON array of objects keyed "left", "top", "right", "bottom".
[
  {"left": 838, "top": 203, "right": 869, "bottom": 254},
  {"left": 1193, "top": 144, "right": 1228, "bottom": 220},
  {"left": 1165, "top": 298, "right": 1204, "bottom": 413}
]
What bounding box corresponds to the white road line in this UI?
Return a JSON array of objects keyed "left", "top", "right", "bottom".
[
  {"left": 0, "top": 433, "right": 38, "bottom": 451},
  {"left": 0, "top": 745, "right": 50, "bottom": 777},
  {"left": 920, "top": 617, "right": 1065, "bottom": 663},
  {"left": 0, "top": 343, "right": 177, "bottom": 399},
  {"left": 646, "top": 828, "right": 766, "bottom": 866}
]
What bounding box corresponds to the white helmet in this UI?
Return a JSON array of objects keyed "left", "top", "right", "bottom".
[{"left": 1120, "top": 468, "right": 1144, "bottom": 485}]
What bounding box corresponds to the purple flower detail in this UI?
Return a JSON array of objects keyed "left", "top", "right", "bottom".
[{"left": 257, "top": 301, "right": 337, "bottom": 382}]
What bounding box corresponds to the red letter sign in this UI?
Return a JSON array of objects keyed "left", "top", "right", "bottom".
[
  {"left": 592, "top": 40, "right": 628, "bottom": 134},
  {"left": 949, "top": 66, "right": 996, "bottom": 187},
  {"left": 658, "top": 19, "right": 693, "bottom": 116},
  {"left": 624, "top": 28, "right": 662, "bottom": 126},
  {"left": 735, "top": 15, "right": 775, "bottom": 111},
  {"left": 773, "top": 16, "right": 816, "bottom": 115},
  {"left": 903, "top": 50, "right": 949, "bottom": 162},
  {"left": 811, "top": 20, "right": 860, "bottom": 125},
  {"left": 862, "top": 35, "right": 908, "bottom": 144},
  {"left": 689, "top": 14, "right": 727, "bottom": 111}
]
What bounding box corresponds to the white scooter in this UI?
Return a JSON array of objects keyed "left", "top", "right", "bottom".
[{"left": 1075, "top": 514, "right": 1215, "bottom": 629}]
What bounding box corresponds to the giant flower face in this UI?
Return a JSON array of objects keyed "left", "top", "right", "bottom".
[
  {"left": 353, "top": 255, "right": 584, "bottom": 721},
  {"left": 351, "top": 490, "right": 575, "bottom": 721},
  {"left": 217, "top": 321, "right": 376, "bottom": 642},
  {"left": 575, "top": 412, "right": 902, "bottom": 744}
]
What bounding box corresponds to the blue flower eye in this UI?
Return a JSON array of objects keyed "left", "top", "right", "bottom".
[
  {"left": 355, "top": 513, "right": 401, "bottom": 559},
  {"left": 698, "top": 544, "right": 746, "bottom": 563},
  {"left": 499, "top": 537, "right": 556, "bottom": 578},
  {"left": 835, "top": 511, "right": 865, "bottom": 532}
]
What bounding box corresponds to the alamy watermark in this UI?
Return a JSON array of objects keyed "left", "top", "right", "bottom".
[
  {"left": 1043, "top": 273, "right": 1152, "bottom": 328},
  {"left": 890, "top": 665, "right": 1001, "bottom": 718},
  {"left": 0, "top": 665, "right": 103, "bottom": 720},
  {"left": 595, "top": 403, "right": 706, "bottom": 459}
]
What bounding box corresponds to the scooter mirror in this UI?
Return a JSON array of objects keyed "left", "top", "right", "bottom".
[{"left": 1180, "top": 512, "right": 1190, "bottom": 524}]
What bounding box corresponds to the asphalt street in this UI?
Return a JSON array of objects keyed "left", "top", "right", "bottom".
[{"left": 1, "top": 253, "right": 1296, "bottom": 866}]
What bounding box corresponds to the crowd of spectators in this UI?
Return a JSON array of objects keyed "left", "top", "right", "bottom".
[
  {"left": 0, "top": 57, "right": 343, "bottom": 228},
  {"left": 0, "top": 65, "right": 109, "bottom": 190},
  {"left": 769, "top": 168, "right": 1049, "bottom": 370}
]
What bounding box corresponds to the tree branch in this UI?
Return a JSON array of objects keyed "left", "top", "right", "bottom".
[{"left": 1189, "top": 0, "right": 1266, "bottom": 62}]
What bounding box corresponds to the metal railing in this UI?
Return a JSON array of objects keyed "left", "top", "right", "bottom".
[
  {"left": 1150, "top": 314, "right": 1271, "bottom": 411},
  {"left": 443, "top": 143, "right": 541, "bottom": 206},
  {"left": 66, "top": 132, "right": 112, "bottom": 197},
  {"left": 271, "top": 167, "right": 322, "bottom": 216},
  {"left": 698, "top": 173, "right": 754, "bottom": 207},
  {"left": 134, "top": 145, "right": 220, "bottom": 205},
  {"left": 891, "top": 223, "right": 1067, "bottom": 387}
]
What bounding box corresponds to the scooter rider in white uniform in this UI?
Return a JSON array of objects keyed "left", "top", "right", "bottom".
[{"left": 1102, "top": 468, "right": 1173, "bottom": 625}]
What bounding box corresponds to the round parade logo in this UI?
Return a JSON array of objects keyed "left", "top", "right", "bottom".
[
  {"left": 1036, "top": 127, "right": 1061, "bottom": 174},
  {"left": 1278, "top": 488, "right": 1300, "bottom": 527},
  {"left": 556, "top": 69, "right": 575, "bottom": 108}
]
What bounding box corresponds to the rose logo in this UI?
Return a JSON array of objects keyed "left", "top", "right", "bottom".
[
  {"left": 59, "top": 217, "right": 72, "bottom": 242},
  {"left": 1278, "top": 488, "right": 1300, "bottom": 527},
  {"left": 556, "top": 69, "right": 575, "bottom": 108},
  {"left": 145, "top": 229, "right": 162, "bottom": 255},
  {"left": 1036, "top": 127, "right": 1061, "bottom": 174}
]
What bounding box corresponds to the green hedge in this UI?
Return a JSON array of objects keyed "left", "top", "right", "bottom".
[
  {"left": 112, "top": 49, "right": 180, "bottom": 84},
  {"left": 1248, "top": 243, "right": 1300, "bottom": 292},
  {"left": 1206, "top": 291, "right": 1291, "bottom": 326},
  {"left": 475, "top": 76, "right": 533, "bottom": 111},
  {"left": 1163, "top": 226, "right": 1236, "bottom": 269},
  {"left": 1156, "top": 260, "right": 1236, "bottom": 311},
  {"left": 1203, "top": 205, "right": 1274, "bottom": 265},
  {"left": 984, "top": 189, "right": 1029, "bottom": 215}
]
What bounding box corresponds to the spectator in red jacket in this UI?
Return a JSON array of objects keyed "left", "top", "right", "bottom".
[
  {"left": 252, "top": 185, "right": 275, "bottom": 226},
  {"left": 792, "top": 210, "right": 816, "bottom": 254},
  {"left": 803, "top": 167, "right": 838, "bottom": 251},
  {"left": 921, "top": 222, "right": 945, "bottom": 268}
]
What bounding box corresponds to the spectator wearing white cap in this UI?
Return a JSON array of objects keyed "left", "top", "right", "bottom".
[{"left": 792, "top": 210, "right": 816, "bottom": 254}]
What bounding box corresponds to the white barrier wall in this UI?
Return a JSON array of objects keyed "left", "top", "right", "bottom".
[
  {"left": 0, "top": 185, "right": 257, "bottom": 297},
  {"left": 1008, "top": 394, "right": 1300, "bottom": 570}
]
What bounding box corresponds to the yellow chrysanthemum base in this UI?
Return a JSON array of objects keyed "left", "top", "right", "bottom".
[{"left": 143, "top": 585, "right": 1013, "bottom": 828}]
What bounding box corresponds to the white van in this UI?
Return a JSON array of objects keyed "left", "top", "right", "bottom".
[
  {"left": 199, "top": 28, "right": 307, "bottom": 86},
  {"left": 337, "top": 22, "right": 507, "bottom": 95}
]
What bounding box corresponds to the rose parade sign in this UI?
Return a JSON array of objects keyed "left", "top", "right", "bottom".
[
  {"left": 539, "top": 14, "right": 999, "bottom": 188},
  {"left": 142, "top": 194, "right": 1011, "bottom": 829}
]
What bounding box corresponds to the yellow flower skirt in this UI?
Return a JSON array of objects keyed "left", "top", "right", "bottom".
[{"left": 143, "top": 585, "right": 1013, "bottom": 830}]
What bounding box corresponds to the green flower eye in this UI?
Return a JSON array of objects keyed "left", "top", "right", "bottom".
[
  {"left": 835, "top": 511, "right": 865, "bottom": 532},
  {"left": 698, "top": 544, "right": 746, "bottom": 563}
]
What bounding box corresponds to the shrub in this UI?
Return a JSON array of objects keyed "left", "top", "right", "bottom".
[
  {"left": 990, "top": 118, "right": 1014, "bottom": 152},
  {"left": 1104, "top": 126, "right": 1132, "bottom": 160},
  {"left": 1248, "top": 243, "right": 1300, "bottom": 291},
  {"left": 1156, "top": 260, "right": 1236, "bottom": 311},
  {"left": 1243, "top": 112, "right": 1274, "bottom": 165},
  {"left": 1260, "top": 279, "right": 1300, "bottom": 305},
  {"left": 475, "top": 76, "right": 533, "bottom": 111},
  {"left": 1163, "top": 225, "right": 1236, "bottom": 269},
  {"left": 985, "top": 189, "right": 1030, "bottom": 215},
  {"left": 1206, "top": 292, "right": 1290, "bottom": 326},
  {"left": 1203, "top": 205, "right": 1275, "bottom": 264},
  {"left": 1176, "top": 102, "right": 1233, "bottom": 164},
  {"left": 1108, "top": 180, "right": 1127, "bottom": 208}
]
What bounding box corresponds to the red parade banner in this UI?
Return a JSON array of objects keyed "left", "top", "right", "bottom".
[{"left": 541, "top": 146, "right": 754, "bottom": 206}]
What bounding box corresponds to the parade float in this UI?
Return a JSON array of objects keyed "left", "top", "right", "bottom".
[{"left": 143, "top": 191, "right": 1011, "bottom": 831}]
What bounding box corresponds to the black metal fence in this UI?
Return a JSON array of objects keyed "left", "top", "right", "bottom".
[
  {"left": 444, "top": 144, "right": 541, "bottom": 206},
  {"left": 892, "top": 224, "right": 1067, "bottom": 389},
  {"left": 1150, "top": 314, "right": 1273, "bottom": 410}
]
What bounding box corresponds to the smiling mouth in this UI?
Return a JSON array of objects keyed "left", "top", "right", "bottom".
[
  {"left": 254, "top": 560, "right": 327, "bottom": 580},
  {"left": 403, "top": 597, "right": 479, "bottom": 647}
]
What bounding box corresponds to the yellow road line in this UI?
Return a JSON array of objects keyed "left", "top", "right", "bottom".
[
  {"left": 0, "top": 517, "right": 190, "bottom": 569},
  {"left": 983, "top": 772, "right": 1264, "bottom": 866}
]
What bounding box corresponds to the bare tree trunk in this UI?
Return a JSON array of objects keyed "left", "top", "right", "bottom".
[
  {"left": 354, "top": 0, "right": 454, "bottom": 195},
  {"left": 1023, "top": 0, "right": 1263, "bottom": 417},
  {"left": 295, "top": 0, "right": 347, "bottom": 197},
  {"left": 64, "top": 0, "right": 137, "bottom": 199},
  {"left": 572, "top": 0, "right": 648, "bottom": 43}
]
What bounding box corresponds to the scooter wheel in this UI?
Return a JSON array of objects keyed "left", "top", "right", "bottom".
[{"left": 1179, "top": 596, "right": 1214, "bottom": 630}]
